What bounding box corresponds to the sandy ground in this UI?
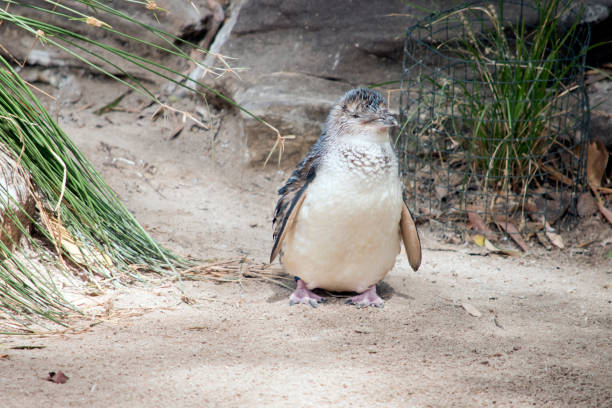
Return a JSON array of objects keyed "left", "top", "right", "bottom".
[{"left": 1, "top": 76, "right": 611, "bottom": 407}]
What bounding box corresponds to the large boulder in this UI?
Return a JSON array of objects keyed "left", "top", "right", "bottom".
[
  {"left": 210, "top": 0, "right": 433, "bottom": 166},
  {"left": 207, "top": 0, "right": 612, "bottom": 166},
  {"left": 234, "top": 72, "right": 348, "bottom": 163}
]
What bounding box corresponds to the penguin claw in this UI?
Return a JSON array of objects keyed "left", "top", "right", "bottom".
[
  {"left": 347, "top": 285, "right": 384, "bottom": 308},
  {"left": 289, "top": 278, "right": 324, "bottom": 308}
]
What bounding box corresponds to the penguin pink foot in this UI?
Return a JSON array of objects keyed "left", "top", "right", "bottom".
[
  {"left": 289, "top": 279, "right": 325, "bottom": 308},
  {"left": 346, "top": 285, "right": 384, "bottom": 308}
]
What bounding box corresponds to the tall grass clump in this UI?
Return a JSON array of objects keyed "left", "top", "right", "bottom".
[
  {"left": 401, "top": 0, "right": 589, "bottom": 233},
  {"left": 0, "top": 0, "right": 262, "bottom": 331},
  {"left": 446, "top": 0, "right": 585, "bottom": 194}
]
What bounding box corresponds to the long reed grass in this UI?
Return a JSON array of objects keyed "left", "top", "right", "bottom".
[
  {"left": 438, "top": 0, "right": 585, "bottom": 194},
  {"left": 0, "top": 0, "right": 259, "bottom": 331}
]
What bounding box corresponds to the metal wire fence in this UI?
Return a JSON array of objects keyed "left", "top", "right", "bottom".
[{"left": 399, "top": 0, "right": 590, "bottom": 241}]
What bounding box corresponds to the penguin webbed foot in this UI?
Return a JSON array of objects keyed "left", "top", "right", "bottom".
[
  {"left": 345, "top": 285, "right": 384, "bottom": 308},
  {"left": 289, "top": 278, "right": 326, "bottom": 308}
]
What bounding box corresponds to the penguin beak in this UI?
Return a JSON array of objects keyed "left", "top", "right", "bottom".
[{"left": 382, "top": 113, "right": 398, "bottom": 127}]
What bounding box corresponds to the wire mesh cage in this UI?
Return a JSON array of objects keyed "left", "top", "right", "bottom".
[{"left": 399, "top": 0, "right": 590, "bottom": 243}]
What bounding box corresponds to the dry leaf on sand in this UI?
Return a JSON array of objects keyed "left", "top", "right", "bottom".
[
  {"left": 462, "top": 303, "right": 482, "bottom": 317},
  {"left": 541, "top": 218, "right": 564, "bottom": 249},
  {"left": 545, "top": 229, "right": 565, "bottom": 249},
  {"left": 467, "top": 209, "right": 498, "bottom": 240},
  {"left": 483, "top": 237, "right": 521, "bottom": 257},
  {"left": 587, "top": 140, "right": 608, "bottom": 193},
  {"left": 472, "top": 234, "right": 485, "bottom": 247}
]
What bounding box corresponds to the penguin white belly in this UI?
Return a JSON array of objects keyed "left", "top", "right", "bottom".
[{"left": 282, "top": 164, "right": 403, "bottom": 293}]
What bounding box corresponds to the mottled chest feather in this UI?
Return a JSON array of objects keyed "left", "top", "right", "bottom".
[{"left": 336, "top": 143, "right": 395, "bottom": 176}]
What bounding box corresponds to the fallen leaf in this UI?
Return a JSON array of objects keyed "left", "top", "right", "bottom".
[
  {"left": 170, "top": 125, "right": 184, "bottom": 140},
  {"left": 473, "top": 234, "right": 485, "bottom": 247},
  {"left": 484, "top": 238, "right": 499, "bottom": 252},
  {"left": 46, "top": 371, "right": 69, "bottom": 384},
  {"left": 42, "top": 211, "right": 113, "bottom": 268},
  {"left": 467, "top": 208, "right": 498, "bottom": 240},
  {"left": 545, "top": 229, "right": 565, "bottom": 249},
  {"left": 535, "top": 232, "right": 552, "bottom": 250},
  {"left": 587, "top": 140, "right": 609, "bottom": 193},
  {"left": 354, "top": 328, "right": 371, "bottom": 334},
  {"left": 462, "top": 302, "right": 482, "bottom": 317},
  {"left": 577, "top": 192, "right": 598, "bottom": 217},
  {"left": 540, "top": 218, "right": 564, "bottom": 249},
  {"left": 597, "top": 202, "right": 612, "bottom": 225},
  {"left": 0, "top": 354, "right": 8, "bottom": 359},
  {"left": 483, "top": 238, "right": 521, "bottom": 257},
  {"left": 187, "top": 326, "right": 208, "bottom": 331},
  {"left": 495, "top": 220, "right": 529, "bottom": 252},
  {"left": 576, "top": 239, "right": 596, "bottom": 248}
]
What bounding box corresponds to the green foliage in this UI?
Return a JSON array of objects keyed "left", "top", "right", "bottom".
[
  {"left": 0, "top": 0, "right": 244, "bottom": 331},
  {"left": 431, "top": 0, "right": 585, "bottom": 193}
]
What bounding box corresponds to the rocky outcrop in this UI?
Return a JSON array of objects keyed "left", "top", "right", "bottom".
[
  {"left": 208, "top": 0, "right": 430, "bottom": 165},
  {"left": 0, "top": 0, "right": 217, "bottom": 74},
  {"left": 209, "top": 0, "right": 612, "bottom": 166},
  {"left": 234, "top": 72, "right": 348, "bottom": 163}
]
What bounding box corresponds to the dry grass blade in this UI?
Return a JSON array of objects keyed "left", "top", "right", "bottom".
[
  {"left": 180, "top": 259, "right": 293, "bottom": 290},
  {"left": 401, "top": 0, "right": 589, "bottom": 238},
  {"left": 42, "top": 210, "right": 113, "bottom": 268},
  {"left": 263, "top": 125, "right": 296, "bottom": 167}
]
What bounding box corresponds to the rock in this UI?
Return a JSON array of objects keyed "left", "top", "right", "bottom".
[
  {"left": 581, "top": 3, "right": 610, "bottom": 24},
  {"left": 20, "top": 68, "right": 83, "bottom": 115},
  {"left": 203, "top": 0, "right": 440, "bottom": 165},
  {"left": 222, "top": 0, "right": 418, "bottom": 84},
  {"left": 206, "top": 0, "right": 601, "bottom": 166},
  {"left": 0, "top": 147, "right": 35, "bottom": 254},
  {"left": 0, "top": 0, "right": 216, "bottom": 74},
  {"left": 588, "top": 81, "right": 612, "bottom": 151},
  {"left": 234, "top": 72, "right": 348, "bottom": 163}
]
